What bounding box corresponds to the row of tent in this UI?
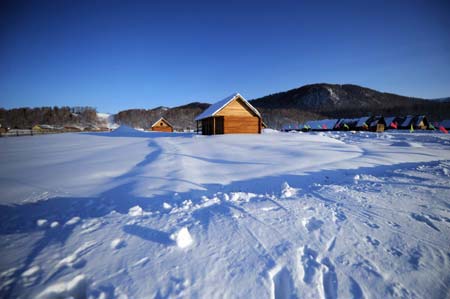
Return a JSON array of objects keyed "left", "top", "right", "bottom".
[{"left": 283, "top": 115, "right": 450, "bottom": 133}]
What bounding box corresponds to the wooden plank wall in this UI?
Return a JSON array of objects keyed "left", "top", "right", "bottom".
[
  {"left": 152, "top": 126, "right": 173, "bottom": 132},
  {"left": 216, "top": 99, "right": 256, "bottom": 117},
  {"left": 223, "top": 116, "right": 260, "bottom": 134}
]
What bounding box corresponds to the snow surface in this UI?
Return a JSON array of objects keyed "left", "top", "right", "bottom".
[{"left": 0, "top": 128, "right": 450, "bottom": 298}]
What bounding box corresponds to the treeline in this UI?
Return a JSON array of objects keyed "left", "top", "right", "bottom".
[
  {"left": 115, "top": 102, "right": 209, "bottom": 131},
  {"left": 259, "top": 101, "right": 450, "bottom": 130},
  {"left": 0, "top": 107, "right": 98, "bottom": 129}
]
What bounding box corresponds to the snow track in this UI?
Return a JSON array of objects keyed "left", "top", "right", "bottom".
[{"left": 0, "top": 129, "right": 449, "bottom": 298}]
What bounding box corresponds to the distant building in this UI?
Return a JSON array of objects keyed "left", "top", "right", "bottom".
[
  {"left": 369, "top": 116, "right": 387, "bottom": 132},
  {"left": 335, "top": 118, "right": 359, "bottom": 130},
  {"left": 150, "top": 117, "right": 174, "bottom": 133},
  {"left": 413, "top": 115, "right": 428, "bottom": 130},
  {"left": 304, "top": 119, "right": 339, "bottom": 131},
  {"left": 195, "top": 93, "right": 262, "bottom": 135},
  {"left": 356, "top": 116, "right": 372, "bottom": 130},
  {"left": 439, "top": 120, "right": 450, "bottom": 129},
  {"left": 383, "top": 116, "right": 402, "bottom": 130},
  {"left": 399, "top": 115, "right": 414, "bottom": 129}
]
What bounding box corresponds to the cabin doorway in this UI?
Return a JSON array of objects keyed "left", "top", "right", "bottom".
[{"left": 214, "top": 116, "right": 224, "bottom": 134}]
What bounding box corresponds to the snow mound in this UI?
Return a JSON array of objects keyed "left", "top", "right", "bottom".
[
  {"left": 281, "top": 182, "right": 297, "bottom": 198},
  {"left": 65, "top": 216, "right": 80, "bottom": 226},
  {"left": 37, "top": 274, "right": 87, "bottom": 299},
  {"left": 36, "top": 219, "right": 48, "bottom": 227},
  {"left": 172, "top": 227, "right": 194, "bottom": 249},
  {"left": 111, "top": 238, "right": 126, "bottom": 249},
  {"left": 109, "top": 126, "right": 151, "bottom": 137},
  {"left": 128, "top": 205, "right": 144, "bottom": 217}
]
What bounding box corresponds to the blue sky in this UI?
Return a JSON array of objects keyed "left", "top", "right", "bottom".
[{"left": 1, "top": 0, "right": 449, "bottom": 113}]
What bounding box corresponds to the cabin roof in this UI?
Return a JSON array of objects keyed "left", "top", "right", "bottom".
[
  {"left": 194, "top": 93, "right": 261, "bottom": 121},
  {"left": 336, "top": 118, "right": 359, "bottom": 126},
  {"left": 151, "top": 117, "right": 173, "bottom": 128},
  {"left": 439, "top": 120, "right": 450, "bottom": 128},
  {"left": 414, "top": 115, "right": 426, "bottom": 126},
  {"left": 400, "top": 115, "right": 414, "bottom": 127},
  {"left": 356, "top": 116, "right": 372, "bottom": 127},
  {"left": 384, "top": 116, "right": 398, "bottom": 126}
]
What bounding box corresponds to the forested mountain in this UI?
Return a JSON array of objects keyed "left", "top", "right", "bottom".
[
  {"left": 114, "top": 102, "right": 210, "bottom": 131},
  {"left": 249, "top": 84, "right": 450, "bottom": 129},
  {"left": 2, "top": 84, "right": 449, "bottom": 130}
]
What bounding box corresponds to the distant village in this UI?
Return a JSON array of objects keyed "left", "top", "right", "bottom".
[
  {"left": 1, "top": 93, "right": 450, "bottom": 137},
  {"left": 282, "top": 115, "right": 450, "bottom": 133}
]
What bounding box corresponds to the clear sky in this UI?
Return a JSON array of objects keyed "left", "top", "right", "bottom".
[{"left": 1, "top": 0, "right": 449, "bottom": 113}]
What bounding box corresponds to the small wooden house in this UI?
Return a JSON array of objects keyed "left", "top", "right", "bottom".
[
  {"left": 439, "top": 120, "right": 450, "bottom": 129},
  {"left": 399, "top": 115, "right": 414, "bottom": 129},
  {"left": 304, "top": 119, "right": 339, "bottom": 131},
  {"left": 356, "top": 116, "right": 372, "bottom": 131},
  {"left": 383, "top": 116, "right": 402, "bottom": 130},
  {"left": 150, "top": 117, "right": 174, "bottom": 133},
  {"left": 369, "top": 116, "right": 387, "bottom": 132},
  {"left": 195, "top": 93, "right": 262, "bottom": 135},
  {"left": 413, "top": 115, "right": 428, "bottom": 130},
  {"left": 335, "top": 118, "right": 359, "bottom": 130},
  {"left": 64, "top": 126, "right": 82, "bottom": 132}
]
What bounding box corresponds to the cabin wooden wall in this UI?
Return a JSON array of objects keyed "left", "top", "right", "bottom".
[
  {"left": 216, "top": 99, "right": 255, "bottom": 117},
  {"left": 151, "top": 120, "right": 173, "bottom": 132},
  {"left": 200, "top": 116, "right": 260, "bottom": 135},
  {"left": 223, "top": 116, "right": 260, "bottom": 134},
  {"left": 199, "top": 97, "right": 262, "bottom": 135}
]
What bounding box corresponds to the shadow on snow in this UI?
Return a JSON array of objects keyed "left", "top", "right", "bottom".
[{"left": 0, "top": 134, "right": 449, "bottom": 297}]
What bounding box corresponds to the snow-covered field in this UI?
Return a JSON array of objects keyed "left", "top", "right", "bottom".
[{"left": 0, "top": 127, "right": 449, "bottom": 299}]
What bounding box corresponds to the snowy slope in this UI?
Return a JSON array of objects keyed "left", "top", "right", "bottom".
[
  {"left": 97, "top": 113, "right": 119, "bottom": 129},
  {"left": 0, "top": 129, "right": 449, "bottom": 298}
]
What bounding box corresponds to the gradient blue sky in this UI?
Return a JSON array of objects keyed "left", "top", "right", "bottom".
[{"left": 1, "top": 0, "right": 449, "bottom": 113}]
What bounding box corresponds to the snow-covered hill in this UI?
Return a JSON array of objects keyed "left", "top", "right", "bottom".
[
  {"left": 96, "top": 113, "right": 119, "bottom": 129},
  {"left": 0, "top": 129, "right": 449, "bottom": 298}
]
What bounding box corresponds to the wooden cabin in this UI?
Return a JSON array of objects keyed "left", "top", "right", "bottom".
[
  {"left": 399, "top": 115, "right": 414, "bottom": 129},
  {"left": 195, "top": 93, "right": 262, "bottom": 135},
  {"left": 335, "top": 118, "right": 359, "bottom": 131},
  {"left": 383, "top": 116, "right": 402, "bottom": 130},
  {"left": 413, "top": 115, "right": 428, "bottom": 130},
  {"left": 439, "top": 120, "right": 450, "bottom": 129},
  {"left": 356, "top": 116, "right": 372, "bottom": 131},
  {"left": 369, "top": 116, "right": 387, "bottom": 132},
  {"left": 150, "top": 117, "right": 174, "bottom": 132},
  {"left": 304, "top": 119, "right": 339, "bottom": 131}
]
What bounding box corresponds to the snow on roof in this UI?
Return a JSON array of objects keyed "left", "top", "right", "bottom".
[
  {"left": 151, "top": 117, "right": 173, "bottom": 128},
  {"left": 336, "top": 118, "right": 359, "bottom": 126},
  {"left": 401, "top": 115, "right": 414, "bottom": 127},
  {"left": 305, "top": 119, "right": 339, "bottom": 130},
  {"left": 439, "top": 120, "right": 450, "bottom": 128},
  {"left": 356, "top": 116, "right": 372, "bottom": 127},
  {"left": 414, "top": 115, "right": 426, "bottom": 126},
  {"left": 384, "top": 116, "right": 397, "bottom": 126},
  {"left": 194, "top": 93, "right": 261, "bottom": 121},
  {"left": 369, "top": 116, "right": 385, "bottom": 127}
]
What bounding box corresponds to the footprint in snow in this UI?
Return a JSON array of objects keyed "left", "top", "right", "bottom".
[
  {"left": 365, "top": 236, "right": 380, "bottom": 247},
  {"left": 363, "top": 221, "right": 380, "bottom": 229},
  {"left": 410, "top": 213, "right": 440, "bottom": 232},
  {"left": 303, "top": 217, "right": 324, "bottom": 232},
  {"left": 299, "top": 246, "right": 320, "bottom": 284},
  {"left": 387, "top": 247, "right": 403, "bottom": 257}
]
